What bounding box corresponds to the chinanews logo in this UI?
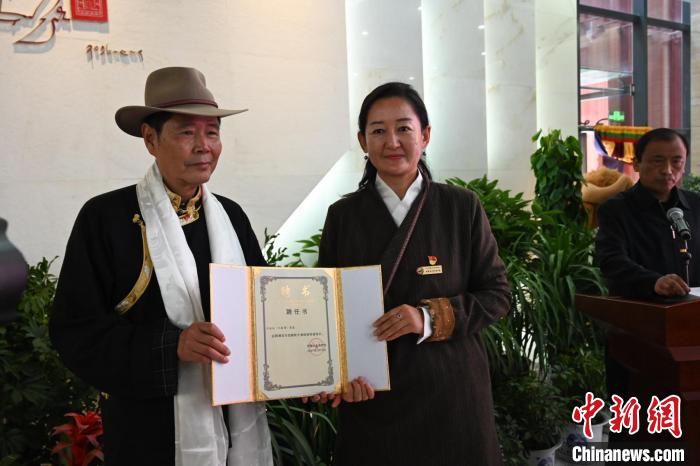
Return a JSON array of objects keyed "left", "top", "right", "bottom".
[{"left": 572, "top": 392, "right": 682, "bottom": 439}]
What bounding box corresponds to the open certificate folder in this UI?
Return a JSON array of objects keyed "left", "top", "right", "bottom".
[{"left": 210, "top": 264, "right": 391, "bottom": 405}]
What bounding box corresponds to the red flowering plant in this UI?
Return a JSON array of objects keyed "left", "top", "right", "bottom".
[{"left": 51, "top": 411, "right": 104, "bottom": 466}]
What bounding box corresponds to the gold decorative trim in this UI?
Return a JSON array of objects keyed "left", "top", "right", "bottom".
[
  {"left": 114, "top": 214, "right": 153, "bottom": 315},
  {"left": 421, "top": 297, "right": 456, "bottom": 342},
  {"left": 252, "top": 268, "right": 264, "bottom": 401},
  {"left": 333, "top": 268, "right": 348, "bottom": 395}
]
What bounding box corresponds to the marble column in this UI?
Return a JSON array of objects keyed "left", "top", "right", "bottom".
[
  {"left": 273, "top": 0, "right": 424, "bottom": 256},
  {"left": 346, "top": 0, "right": 424, "bottom": 150},
  {"left": 421, "top": 0, "right": 488, "bottom": 183},
  {"left": 535, "top": 0, "right": 579, "bottom": 138},
  {"left": 485, "top": 0, "right": 538, "bottom": 198}
]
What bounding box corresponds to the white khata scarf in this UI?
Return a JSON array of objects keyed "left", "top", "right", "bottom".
[{"left": 136, "top": 163, "right": 272, "bottom": 466}]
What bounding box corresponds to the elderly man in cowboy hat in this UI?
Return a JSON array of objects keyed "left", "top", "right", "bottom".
[{"left": 50, "top": 67, "right": 273, "bottom": 466}]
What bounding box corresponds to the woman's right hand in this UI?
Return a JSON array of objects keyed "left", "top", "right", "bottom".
[{"left": 301, "top": 377, "right": 374, "bottom": 408}]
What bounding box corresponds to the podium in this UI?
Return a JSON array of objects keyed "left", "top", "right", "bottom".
[{"left": 576, "top": 294, "right": 700, "bottom": 458}]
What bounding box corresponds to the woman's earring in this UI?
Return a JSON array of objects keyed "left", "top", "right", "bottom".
[
  {"left": 422, "top": 151, "right": 427, "bottom": 158},
  {"left": 364, "top": 155, "right": 368, "bottom": 161}
]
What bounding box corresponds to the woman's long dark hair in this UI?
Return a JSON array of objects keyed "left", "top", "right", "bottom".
[{"left": 354, "top": 82, "right": 433, "bottom": 192}]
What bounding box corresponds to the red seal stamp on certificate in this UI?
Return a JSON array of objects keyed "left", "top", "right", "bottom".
[
  {"left": 306, "top": 338, "right": 327, "bottom": 356},
  {"left": 71, "top": 0, "right": 108, "bottom": 22}
]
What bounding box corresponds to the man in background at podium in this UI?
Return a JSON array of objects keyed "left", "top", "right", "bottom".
[
  {"left": 596, "top": 127, "right": 700, "bottom": 299},
  {"left": 596, "top": 128, "right": 700, "bottom": 445}
]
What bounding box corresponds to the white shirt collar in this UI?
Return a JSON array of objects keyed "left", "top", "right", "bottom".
[{"left": 375, "top": 172, "right": 424, "bottom": 227}]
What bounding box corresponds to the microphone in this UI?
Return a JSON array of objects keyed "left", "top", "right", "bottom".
[{"left": 667, "top": 207, "right": 692, "bottom": 240}]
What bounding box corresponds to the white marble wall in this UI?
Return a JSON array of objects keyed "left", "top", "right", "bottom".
[
  {"left": 278, "top": 0, "right": 583, "bottom": 251},
  {"left": 0, "top": 0, "right": 584, "bottom": 265},
  {"left": 0, "top": 0, "right": 349, "bottom": 266},
  {"left": 535, "top": 0, "right": 579, "bottom": 138},
  {"left": 273, "top": 0, "right": 424, "bottom": 255},
  {"left": 345, "top": 0, "right": 424, "bottom": 149},
  {"left": 422, "top": 0, "right": 488, "bottom": 183},
  {"left": 485, "top": 0, "right": 538, "bottom": 198},
  {"left": 272, "top": 150, "right": 361, "bottom": 264}
]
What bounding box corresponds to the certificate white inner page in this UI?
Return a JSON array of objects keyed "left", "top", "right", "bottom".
[
  {"left": 210, "top": 265, "right": 253, "bottom": 405},
  {"left": 253, "top": 267, "right": 340, "bottom": 399},
  {"left": 341, "top": 266, "right": 390, "bottom": 391}
]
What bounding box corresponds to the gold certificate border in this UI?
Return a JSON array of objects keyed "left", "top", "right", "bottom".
[
  {"left": 332, "top": 269, "right": 347, "bottom": 394},
  {"left": 252, "top": 267, "right": 267, "bottom": 401}
]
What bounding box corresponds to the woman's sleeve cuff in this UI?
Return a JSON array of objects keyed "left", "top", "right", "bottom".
[{"left": 420, "top": 297, "right": 455, "bottom": 342}]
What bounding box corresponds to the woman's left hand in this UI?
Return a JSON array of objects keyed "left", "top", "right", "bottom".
[{"left": 373, "top": 304, "right": 424, "bottom": 341}]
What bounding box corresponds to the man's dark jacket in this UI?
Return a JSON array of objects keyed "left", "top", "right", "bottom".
[
  {"left": 596, "top": 182, "right": 700, "bottom": 298},
  {"left": 49, "top": 185, "right": 265, "bottom": 465}
]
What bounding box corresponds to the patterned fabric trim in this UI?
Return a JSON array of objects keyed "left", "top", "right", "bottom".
[
  {"left": 166, "top": 186, "right": 202, "bottom": 226},
  {"left": 420, "top": 297, "right": 456, "bottom": 342}
]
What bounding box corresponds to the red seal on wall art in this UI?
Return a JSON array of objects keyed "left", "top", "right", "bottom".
[{"left": 71, "top": 0, "right": 108, "bottom": 22}]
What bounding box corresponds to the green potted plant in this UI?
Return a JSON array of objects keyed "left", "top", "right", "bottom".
[
  {"left": 550, "top": 347, "right": 608, "bottom": 462},
  {"left": 493, "top": 372, "right": 567, "bottom": 466},
  {"left": 0, "top": 258, "right": 98, "bottom": 464},
  {"left": 683, "top": 172, "right": 700, "bottom": 194},
  {"left": 530, "top": 129, "right": 587, "bottom": 226},
  {"left": 447, "top": 174, "right": 604, "bottom": 465}
]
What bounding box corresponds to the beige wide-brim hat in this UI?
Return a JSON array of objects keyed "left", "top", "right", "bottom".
[{"left": 115, "top": 66, "right": 247, "bottom": 137}]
